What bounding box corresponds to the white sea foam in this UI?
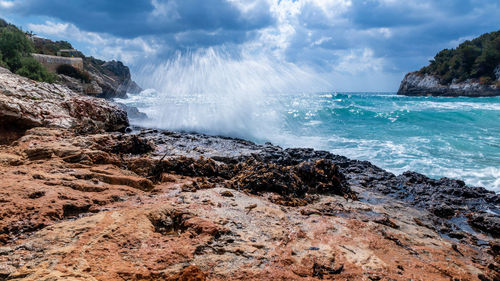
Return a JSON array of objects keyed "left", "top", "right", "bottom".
[
  {"left": 409, "top": 101, "right": 500, "bottom": 111},
  {"left": 118, "top": 50, "right": 499, "bottom": 193},
  {"left": 124, "top": 48, "right": 330, "bottom": 140},
  {"left": 270, "top": 131, "right": 500, "bottom": 192}
]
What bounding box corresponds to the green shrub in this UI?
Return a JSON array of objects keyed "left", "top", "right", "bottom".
[
  {"left": 33, "top": 38, "right": 77, "bottom": 56},
  {"left": 0, "top": 26, "right": 34, "bottom": 71},
  {"left": 0, "top": 19, "right": 55, "bottom": 83},
  {"left": 0, "top": 52, "right": 5, "bottom": 68},
  {"left": 56, "top": 64, "right": 90, "bottom": 83},
  {"left": 15, "top": 57, "right": 56, "bottom": 83}
]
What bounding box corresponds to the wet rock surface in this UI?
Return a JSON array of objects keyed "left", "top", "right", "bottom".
[
  {"left": 0, "top": 127, "right": 498, "bottom": 280},
  {"left": 1, "top": 68, "right": 499, "bottom": 279},
  {"left": 135, "top": 128, "right": 499, "bottom": 237}
]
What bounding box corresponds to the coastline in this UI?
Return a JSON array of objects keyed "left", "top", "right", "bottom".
[
  {"left": 397, "top": 72, "right": 500, "bottom": 97},
  {"left": 1, "top": 67, "right": 499, "bottom": 280}
]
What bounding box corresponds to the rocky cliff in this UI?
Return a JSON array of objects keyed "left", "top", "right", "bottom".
[
  {"left": 398, "top": 29, "right": 500, "bottom": 97},
  {"left": 32, "top": 37, "right": 142, "bottom": 98},
  {"left": 83, "top": 57, "right": 142, "bottom": 98},
  {"left": 0, "top": 68, "right": 499, "bottom": 280},
  {"left": 398, "top": 71, "right": 500, "bottom": 97}
]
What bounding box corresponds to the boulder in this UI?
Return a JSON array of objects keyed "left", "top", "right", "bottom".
[{"left": 0, "top": 67, "right": 128, "bottom": 138}]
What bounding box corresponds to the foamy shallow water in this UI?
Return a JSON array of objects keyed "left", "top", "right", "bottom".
[{"left": 118, "top": 91, "right": 500, "bottom": 193}]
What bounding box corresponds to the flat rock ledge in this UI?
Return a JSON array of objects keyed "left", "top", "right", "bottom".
[
  {"left": 398, "top": 72, "right": 500, "bottom": 97},
  {"left": 0, "top": 126, "right": 497, "bottom": 280}
]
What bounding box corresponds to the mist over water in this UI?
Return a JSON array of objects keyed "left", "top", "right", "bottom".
[
  {"left": 118, "top": 49, "right": 500, "bottom": 192},
  {"left": 126, "top": 48, "right": 330, "bottom": 140}
]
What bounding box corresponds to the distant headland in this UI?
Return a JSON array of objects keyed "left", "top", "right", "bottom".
[{"left": 398, "top": 30, "right": 500, "bottom": 97}]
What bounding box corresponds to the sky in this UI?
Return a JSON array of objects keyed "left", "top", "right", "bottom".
[{"left": 1, "top": 0, "right": 500, "bottom": 91}]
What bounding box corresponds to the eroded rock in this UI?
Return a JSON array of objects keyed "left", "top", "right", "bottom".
[{"left": 0, "top": 67, "right": 128, "bottom": 141}]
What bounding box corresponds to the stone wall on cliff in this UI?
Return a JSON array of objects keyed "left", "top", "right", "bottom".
[
  {"left": 30, "top": 37, "right": 142, "bottom": 99},
  {"left": 32, "top": 54, "right": 84, "bottom": 72}
]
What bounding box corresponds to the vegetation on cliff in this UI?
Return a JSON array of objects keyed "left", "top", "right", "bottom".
[
  {"left": 31, "top": 37, "right": 75, "bottom": 57},
  {"left": 0, "top": 18, "right": 55, "bottom": 82},
  {"left": 420, "top": 30, "right": 500, "bottom": 85},
  {"left": 1, "top": 18, "right": 140, "bottom": 97}
]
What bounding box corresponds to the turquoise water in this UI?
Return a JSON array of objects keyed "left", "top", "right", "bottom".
[
  {"left": 119, "top": 91, "right": 500, "bottom": 192},
  {"left": 272, "top": 92, "right": 500, "bottom": 192}
]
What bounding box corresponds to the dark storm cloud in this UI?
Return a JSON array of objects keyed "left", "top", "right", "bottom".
[
  {"left": 3, "top": 0, "right": 500, "bottom": 88},
  {"left": 280, "top": 0, "right": 500, "bottom": 73},
  {"left": 11, "top": 0, "right": 274, "bottom": 39}
]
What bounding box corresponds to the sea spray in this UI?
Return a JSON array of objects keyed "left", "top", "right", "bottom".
[
  {"left": 123, "top": 47, "right": 331, "bottom": 140},
  {"left": 117, "top": 51, "right": 500, "bottom": 192}
]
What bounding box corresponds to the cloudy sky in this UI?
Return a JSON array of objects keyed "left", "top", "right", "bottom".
[{"left": 2, "top": 0, "right": 500, "bottom": 91}]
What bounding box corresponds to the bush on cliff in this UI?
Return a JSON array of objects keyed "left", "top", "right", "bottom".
[
  {"left": 0, "top": 52, "right": 5, "bottom": 68},
  {"left": 16, "top": 57, "right": 55, "bottom": 83},
  {"left": 0, "top": 20, "right": 55, "bottom": 83},
  {"left": 32, "top": 38, "right": 81, "bottom": 57},
  {"left": 56, "top": 64, "right": 90, "bottom": 83},
  {"left": 420, "top": 30, "right": 500, "bottom": 85}
]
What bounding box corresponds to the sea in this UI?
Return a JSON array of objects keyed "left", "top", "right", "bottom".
[{"left": 117, "top": 91, "right": 500, "bottom": 193}]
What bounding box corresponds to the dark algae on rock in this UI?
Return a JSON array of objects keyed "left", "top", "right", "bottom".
[
  {"left": 133, "top": 129, "right": 499, "bottom": 238},
  {"left": 398, "top": 29, "right": 500, "bottom": 97}
]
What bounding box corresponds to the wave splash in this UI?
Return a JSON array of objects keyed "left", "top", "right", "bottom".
[{"left": 125, "top": 48, "right": 330, "bottom": 140}]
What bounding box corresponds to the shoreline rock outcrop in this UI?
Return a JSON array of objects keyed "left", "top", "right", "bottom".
[
  {"left": 398, "top": 29, "right": 500, "bottom": 97},
  {"left": 0, "top": 125, "right": 498, "bottom": 280},
  {"left": 84, "top": 58, "right": 142, "bottom": 99},
  {"left": 0, "top": 67, "right": 128, "bottom": 144},
  {"left": 0, "top": 69, "right": 499, "bottom": 280},
  {"left": 398, "top": 71, "right": 500, "bottom": 97}
]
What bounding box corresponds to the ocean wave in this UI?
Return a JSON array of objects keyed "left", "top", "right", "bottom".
[{"left": 121, "top": 86, "right": 500, "bottom": 193}]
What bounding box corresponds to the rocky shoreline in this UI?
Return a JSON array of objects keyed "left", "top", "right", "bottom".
[
  {"left": 1, "top": 67, "right": 499, "bottom": 280},
  {"left": 397, "top": 72, "right": 500, "bottom": 97}
]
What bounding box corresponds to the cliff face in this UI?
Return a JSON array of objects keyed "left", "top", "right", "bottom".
[
  {"left": 398, "top": 71, "right": 500, "bottom": 97},
  {"left": 31, "top": 37, "right": 142, "bottom": 99},
  {"left": 84, "top": 58, "right": 142, "bottom": 98}
]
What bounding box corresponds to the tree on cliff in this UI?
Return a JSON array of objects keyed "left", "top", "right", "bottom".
[
  {"left": 420, "top": 30, "right": 500, "bottom": 85},
  {"left": 0, "top": 19, "right": 55, "bottom": 82}
]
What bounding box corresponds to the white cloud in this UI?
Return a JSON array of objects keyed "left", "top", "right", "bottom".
[
  {"left": 311, "top": 36, "right": 333, "bottom": 47},
  {"left": 0, "top": 0, "right": 14, "bottom": 8},
  {"left": 16, "top": 0, "right": 500, "bottom": 91},
  {"left": 150, "top": 0, "right": 180, "bottom": 21},
  {"left": 27, "top": 21, "right": 161, "bottom": 65},
  {"left": 28, "top": 21, "right": 106, "bottom": 45},
  {"left": 251, "top": 0, "right": 362, "bottom": 69},
  {"left": 335, "top": 48, "right": 386, "bottom": 74}
]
